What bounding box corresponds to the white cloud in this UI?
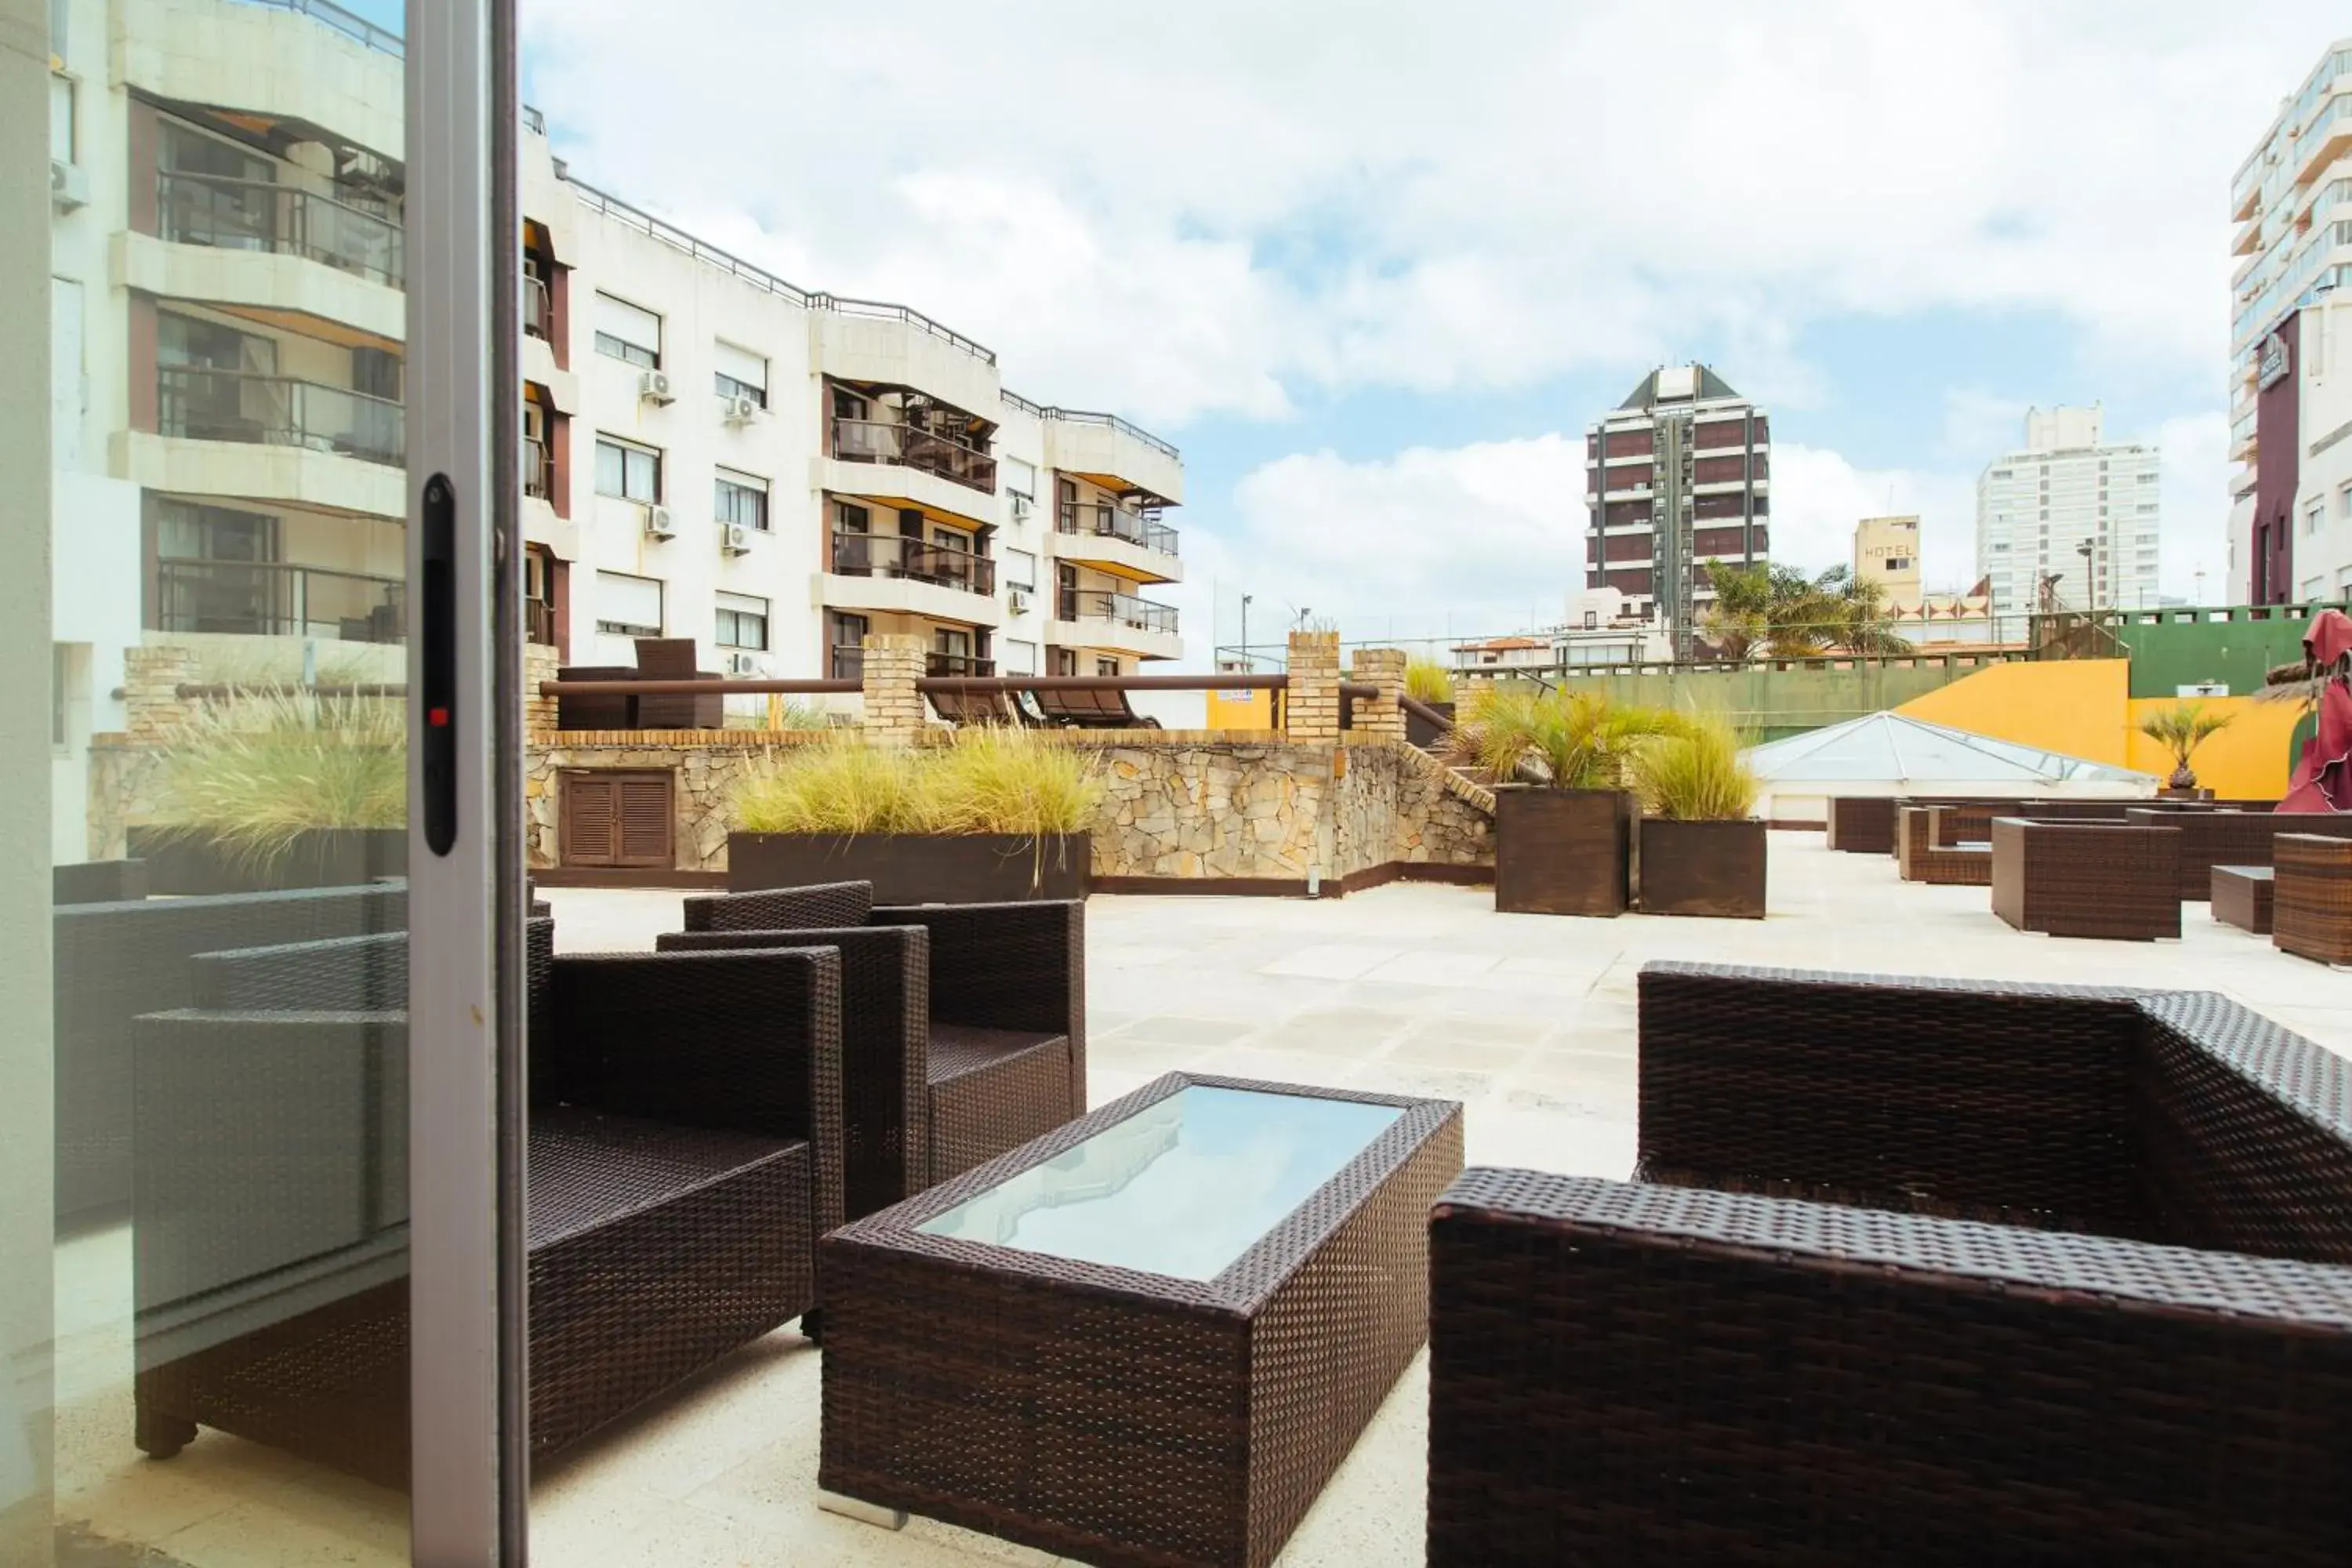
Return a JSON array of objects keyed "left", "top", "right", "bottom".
[
  {"left": 1766, "top": 446, "right": 1980, "bottom": 590},
  {"left": 2158, "top": 411, "right": 2233, "bottom": 601},
  {"left": 521, "top": 1, "right": 2346, "bottom": 423}
]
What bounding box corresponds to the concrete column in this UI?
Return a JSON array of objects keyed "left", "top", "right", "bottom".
[
  {"left": 121, "top": 645, "right": 201, "bottom": 742},
  {"left": 522, "top": 641, "right": 559, "bottom": 735},
  {"left": 1350, "top": 647, "right": 1407, "bottom": 740},
  {"left": 1284, "top": 630, "right": 1342, "bottom": 742},
  {"left": 861, "top": 634, "right": 928, "bottom": 744}
]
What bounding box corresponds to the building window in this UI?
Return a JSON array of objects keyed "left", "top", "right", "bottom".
[
  {"left": 714, "top": 590, "right": 768, "bottom": 650},
  {"left": 714, "top": 466, "right": 768, "bottom": 530},
  {"left": 1583, "top": 611, "right": 1598, "bottom": 629},
  {"left": 594, "top": 570, "right": 662, "bottom": 637},
  {"left": 595, "top": 435, "right": 661, "bottom": 502},
  {"left": 1096, "top": 658, "right": 1120, "bottom": 677},
  {"left": 2310, "top": 501, "right": 2327, "bottom": 536},
  {"left": 1002, "top": 638, "right": 1039, "bottom": 675},
  {"left": 1002, "top": 548, "right": 1037, "bottom": 592},
  {"left": 713, "top": 339, "right": 767, "bottom": 406},
  {"left": 1003, "top": 456, "right": 1037, "bottom": 498},
  {"left": 593, "top": 292, "right": 661, "bottom": 368},
  {"left": 2339, "top": 482, "right": 2352, "bottom": 519}
]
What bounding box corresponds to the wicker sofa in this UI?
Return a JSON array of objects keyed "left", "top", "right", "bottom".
[
  {"left": 673, "top": 880, "right": 1084, "bottom": 1218},
  {"left": 2123, "top": 808, "right": 2352, "bottom": 901},
  {"left": 1426, "top": 962, "right": 2352, "bottom": 1565},
  {"left": 2276, "top": 833, "right": 2352, "bottom": 965},
  {"left": 1990, "top": 816, "right": 2181, "bottom": 939},
  {"left": 53, "top": 882, "right": 407, "bottom": 1223},
  {"left": 131, "top": 918, "right": 844, "bottom": 1485},
  {"left": 1895, "top": 807, "right": 1991, "bottom": 885}
]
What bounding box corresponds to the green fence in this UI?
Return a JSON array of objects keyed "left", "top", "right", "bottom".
[{"left": 2106, "top": 601, "right": 2347, "bottom": 700}]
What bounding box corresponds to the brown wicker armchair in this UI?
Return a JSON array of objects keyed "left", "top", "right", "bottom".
[
  {"left": 1427, "top": 962, "right": 2352, "bottom": 1565},
  {"left": 2276, "top": 832, "right": 2352, "bottom": 964},
  {"left": 1896, "top": 806, "right": 1991, "bottom": 885},
  {"left": 1824, "top": 797, "right": 1896, "bottom": 853},
  {"left": 1991, "top": 816, "right": 2180, "bottom": 938},
  {"left": 676, "top": 880, "right": 1084, "bottom": 1210},
  {"left": 129, "top": 920, "right": 844, "bottom": 1486}
]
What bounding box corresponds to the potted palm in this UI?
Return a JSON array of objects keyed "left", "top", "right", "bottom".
[
  {"left": 726, "top": 728, "right": 1102, "bottom": 902},
  {"left": 2138, "top": 700, "right": 2233, "bottom": 798},
  {"left": 1632, "top": 713, "right": 1766, "bottom": 918},
  {"left": 1450, "top": 685, "right": 1675, "bottom": 916},
  {"left": 133, "top": 691, "right": 406, "bottom": 894}
]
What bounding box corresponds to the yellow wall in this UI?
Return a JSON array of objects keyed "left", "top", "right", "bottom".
[
  {"left": 1893, "top": 658, "right": 2298, "bottom": 799},
  {"left": 1205, "top": 688, "right": 1276, "bottom": 731}
]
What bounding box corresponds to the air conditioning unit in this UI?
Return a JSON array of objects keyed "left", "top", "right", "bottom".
[
  {"left": 1007, "top": 586, "right": 1033, "bottom": 614},
  {"left": 724, "top": 651, "right": 765, "bottom": 676},
  {"left": 637, "top": 369, "right": 674, "bottom": 405},
  {"left": 720, "top": 522, "right": 753, "bottom": 555},
  {"left": 49, "top": 160, "right": 88, "bottom": 212},
  {"left": 1010, "top": 492, "right": 1033, "bottom": 522},
  {"left": 642, "top": 505, "right": 675, "bottom": 540},
  {"left": 721, "top": 393, "right": 760, "bottom": 425}
]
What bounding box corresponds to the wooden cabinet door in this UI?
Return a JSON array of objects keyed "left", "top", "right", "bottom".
[{"left": 559, "top": 770, "right": 673, "bottom": 868}]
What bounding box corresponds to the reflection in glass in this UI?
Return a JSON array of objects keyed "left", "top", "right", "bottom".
[{"left": 920, "top": 1086, "right": 1405, "bottom": 1282}]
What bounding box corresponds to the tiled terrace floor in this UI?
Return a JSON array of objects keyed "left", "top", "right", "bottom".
[{"left": 58, "top": 832, "right": 2352, "bottom": 1565}]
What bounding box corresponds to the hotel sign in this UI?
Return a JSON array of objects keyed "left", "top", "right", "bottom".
[{"left": 2258, "top": 330, "right": 2291, "bottom": 390}]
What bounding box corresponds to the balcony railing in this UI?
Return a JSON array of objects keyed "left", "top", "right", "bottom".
[
  {"left": 155, "top": 558, "right": 404, "bottom": 643},
  {"left": 830, "top": 416, "right": 998, "bottom": 494},
  {"left": 156, "top": 171, "right": 404, "bottom": 288},
  {"left": 524, "top": 439, "right": 552, "bottom": 500},
  {"left": 1056, "top": 500, "right": 1179, "bottom": 557},
  {"left": 526, "top": 597, "right": 557, "bottom": 647},
  {"left": 926, "top": 652, "right": 995, "bottom": 677},
  {"left": 829, "top": 644, "right": 864, "bottom": 681},
  {"left": 1057, "top": 589, "right": 1178, "bottom": 636},
  {"left": 158, "top": 365, "right": 405, "bottom": 467},
  {"left": 829, "top": 531, "right": 998, "bottom": 596},
  {"left": 524, "top": 274, "right": 551, "bottom": 339}
]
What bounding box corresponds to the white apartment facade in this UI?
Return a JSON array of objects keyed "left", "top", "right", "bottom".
[
  {"left": 2226, "top": 40, "right": 2352, "bottom": 604},
  {"left": 518, "top": 122, "right": 1183, "bottom": 702},
  {"left": 1973, "top": 405, "right": 2162, "bottom": 615}
]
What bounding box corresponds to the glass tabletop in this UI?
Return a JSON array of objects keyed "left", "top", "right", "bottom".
[{"left": 916, "top": 1084, "right": 1406, "bottom": 1282}]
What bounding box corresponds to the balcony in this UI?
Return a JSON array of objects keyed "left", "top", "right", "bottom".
[
  {"left": 526, "top": 596, "right": 557, "bottom": 648},
  {"left": 158, "top": 365, "right": 404, "bottom": 467},
  {"left": 830, "top": 532, "right": 997, "bottom": 597},
  {"left": 1054, "top": 499, "right": 1182, "bottom": 586},
  {"left": 524, "top": 274, "right": 551, "bottom": 339},
  {"left": 1058, "top": 500, "right": 1178, "bottom": 557},
  {"left": 154, "top": 558, "right": 402, "bottom": 643},
  {"left": 830, "top": 416, "right": 997, "bottom": 495},
  {"left": 156, "top": 170, "right": 403, "bottom": 288},
  {"left": 524, "top": 439, "right": 552, "bottom": 500},
  {"left": 1058, "top": 588, "right": 1178, "bottom": 636}
]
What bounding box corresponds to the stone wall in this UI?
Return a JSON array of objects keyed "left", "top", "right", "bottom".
[{"left": 528, "top": 733, "right": 829, "bottom": 873}]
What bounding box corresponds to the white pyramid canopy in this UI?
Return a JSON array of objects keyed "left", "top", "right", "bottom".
[{"left": 1746, "top": 711, "right": 2157, "bottom": 824}]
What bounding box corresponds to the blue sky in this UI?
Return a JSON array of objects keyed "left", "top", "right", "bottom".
[{"left": 492, "top": 1, "right": 2347, "bottom": 657}]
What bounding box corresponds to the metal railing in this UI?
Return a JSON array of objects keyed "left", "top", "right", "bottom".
[
  {"left": 829, "top": 531, "right": 997, "bottom": 596},
  {"left": 155, "top": 558, "right": 404, "bottom": 642},
  {"left": 523, "top": 104, "right": 546, "bottom": 134},
  {"left": 807, "top": 294, "right": 996, "bottom": 365},
  {"left": 524, "top": 440, "right": 552, "bottom": 500},
  {"left": 829, "top": 416, "right": 998, "bottom": 494},
  {"left": 526, "top": 598, "right": 557, "bottom": 647},
  {"left": 158, "top": 365, "right": 405, "bottom": 466},
  {"left": 241, "top": 0, "right": 402, "bottom": 55},
  {"left": 156, "top": 171, "right": 404, "bottom": 287},
  {"left": 1040, "top": 406, "right": 1181, "bottom": 460},
  {"left": 926, "top": 652, "right": 995, "bottom": 677},
  {"left": 570, "top": 178, "right": 813, "bottom": 307},
  {"left": 1057, "top": 500, "right": 1179, "bottom": 557},
  {"left": 524, "top": 274, "right": 551, "bottom": 339},
  {"left": 1057, "top": 589, "right": 1179, "bottom": 636}
]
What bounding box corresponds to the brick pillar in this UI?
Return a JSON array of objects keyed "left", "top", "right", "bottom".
[
  {"left": 861, "top": 634, "right": 928, "bottom": 744},
  {"left": 1284, "top": 630, "right": 1342, "bottom": 742},
  {"left": 1349, "top": 647, "right": 1406, "bottom": 740},
  {"left": 122, "top": 646, "right": 201, "bottom": 741},
  {"left": 523, "top": 641, "right": 560, "bottom": 735}
]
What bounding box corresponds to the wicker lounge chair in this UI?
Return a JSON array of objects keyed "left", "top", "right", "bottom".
[
  {"left": 925, "top": 684, "right": 1034, "bottom": 727},
  {"left": 1426, "top": 961, "right": 2352, "bottom": 1564},
  {"left": 2276, "top": 833, "right": 2352, "bottom": 965},
  {"left": 1991, "top": 816, "right": 2180, "bottom": 939},
  {"left": 1896, "top": 807, "right": 1991, "bottom": 885},
  {"left": 1029, "top": 685, "right": 1160, "bottom": 728},
  {"left": 53, "top": 882, "right": 407, "bottom": 1223},
  {"left": 130, "top": 920, "right": 844, "bottom": 1485},
  {"left": 54, "top": 859, "right": 148, "bottom": 905},
  {"left": 677, "top": 880, "right": 1083, "bottom": 1213}
]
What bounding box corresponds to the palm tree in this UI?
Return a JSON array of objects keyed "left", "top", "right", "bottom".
[
  {"left": 2137, "top": 700, "right": 2234, "bottom": 791},
  {"left": 1701, "top": 561, "right": 1911, "bottom": 659}
]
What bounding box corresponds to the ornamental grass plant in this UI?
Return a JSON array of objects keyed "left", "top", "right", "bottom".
[{"left": 152, "top": 691, "right": 405, "bottom": 867}]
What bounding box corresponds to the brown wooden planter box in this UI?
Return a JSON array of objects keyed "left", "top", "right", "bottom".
[
  {"left": 1494, "top": 788, "right": 1632, "bottom": 916},
  {"left": 1638, "top": 817, "right": 1767, "bottom": 919},
  {"left": 728, "top": 831, "right": 1088, "bottom": 903},
  {"left": 125, "top": 827, "right": 406, "bottom": 895},
  {"left": 1405, "top": 700, "right": 1456, "bottom": 750}
]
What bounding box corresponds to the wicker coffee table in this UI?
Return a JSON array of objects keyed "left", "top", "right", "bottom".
[
  {"left": 2212, "top": 863, "right": 2274, "bottom": 934},
  {"left": 818, "top": 1072, "right": 1465, "bottom": 1568}
]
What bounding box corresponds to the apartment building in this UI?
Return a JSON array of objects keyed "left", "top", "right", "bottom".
[
  {"left": 1973, "top": 406, "right": 2162, "bottom": 615},
  {"left": 517, "top": 122, "right": 1183, "bottom": 697},
  {"left": 1584, "top": 364, "right": 1769, "bottom": 658},
  {"left": 1852, "top": 515, "right": 1922, "bottom": 603},
  {"left": 43, "top": 0, "right": 1183, "bottom": 858},
  {"left": 2226, "top": 40, "right": 2352, "bottom": 604}
]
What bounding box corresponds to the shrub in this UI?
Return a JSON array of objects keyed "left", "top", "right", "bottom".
[
  {"left": 1632, "top": 712, "right": 1759, "bottom": 821},
  {"left": 152, "top": 691, "right": 405, "bottom": 866},
  {"left": 1448, "top": 685, "right": 1679, "bottom": 790},
  {"left": 1405, "top": 657, "right": 1454, "bottom": 705},
  {"left": 729, "top": 729, "right": 1103, "bottom": 837}
]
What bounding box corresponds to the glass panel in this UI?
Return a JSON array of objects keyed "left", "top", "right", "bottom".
[
  {"left": 27, "top": 0, "right": 420, "bottom": 1561},
  {"left": 919, "top": 1086, "right": 1403, "bottom": 1282}
]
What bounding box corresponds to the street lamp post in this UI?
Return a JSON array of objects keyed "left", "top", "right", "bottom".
[
  {"left": 2075, "top": 539, "right": 2096, "bottom": 612},
  {"left": 1240, "top": 593, "right": 1252, "bottom": 672}
]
